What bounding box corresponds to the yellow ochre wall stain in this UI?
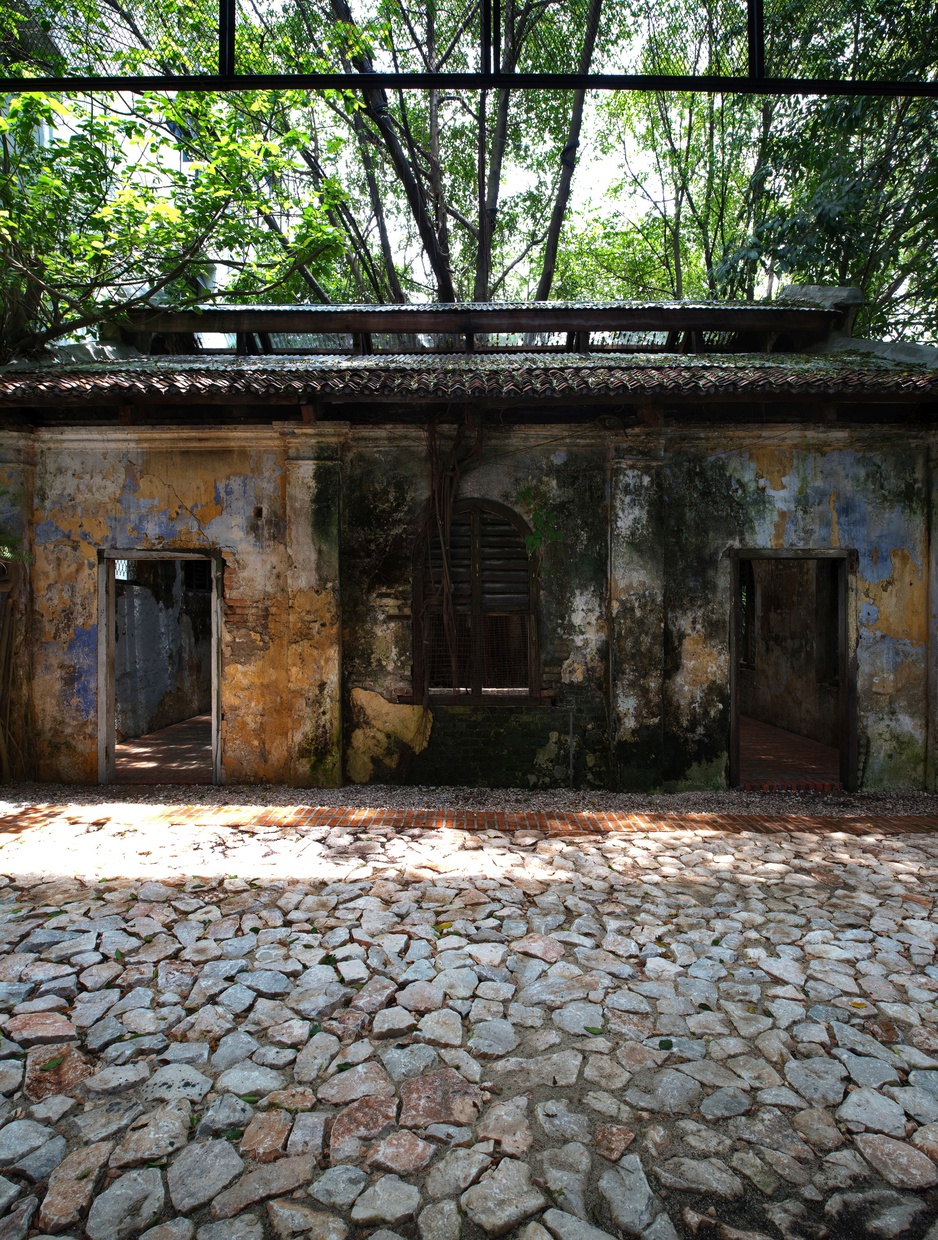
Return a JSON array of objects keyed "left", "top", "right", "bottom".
[
  {"left": 772, "top": 508, "right": 789, "bottom": 548},
  {"left": 751, "top": 447, "right": 793, "bottom": 492},
  {"left": 26, "top": 436, "right": 343, "bottom": 786},
  {"left": 859, "top": 548, "right": 926, "bottom": 645},
  {"left": 668, "top": 630, "right": 725, "bottom": 715},
  {"left": 346, "top": 689, "right": 432, "bottom": 784},
  {"left": 828, "top": 490, "right": 840, "bottom": 547}
]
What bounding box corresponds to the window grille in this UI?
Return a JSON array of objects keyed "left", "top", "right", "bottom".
[
  {"left": 114, "top": 559, "right": 136, "bottom": 583},
  {"left": 183, "top": 560, "right": 212, "bottom": 592},
  {"left": 416, "top": 500, "right": 536, "bottom": 700},
  {"left": 815, "top": 559, "right": 840, "bottom": 684},
  {"left": 739, "top": 558, "right": 756, "bottom": 668}
]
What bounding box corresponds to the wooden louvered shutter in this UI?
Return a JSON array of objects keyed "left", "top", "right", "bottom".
[
  {"left": 422, "top": 502, "right": 533, "bottom": 697},
  {"left": 477, "top": 509, "right": 529, "bottom": 691}
]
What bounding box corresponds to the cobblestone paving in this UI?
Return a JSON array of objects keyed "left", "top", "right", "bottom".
[{"left": 0, "top": 806, "right": 936, "bottom": 1240}]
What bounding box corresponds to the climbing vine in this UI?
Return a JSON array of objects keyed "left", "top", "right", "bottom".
[
  {"left": 517, "top": 484, "right": 564, "bottom": 554},
  {"left": 417, "top": 411, "right": 483, "bottom": 700}
]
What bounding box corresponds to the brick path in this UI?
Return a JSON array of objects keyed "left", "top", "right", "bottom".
[
  {"left": 1, "top": 802, "right": 936, "bottom": 839},
  {"left": 739, "top": 714, "right": 841, "bottom": 792},
  {"left": 115, "top": 714, "right": 213, "bottom": 785}
]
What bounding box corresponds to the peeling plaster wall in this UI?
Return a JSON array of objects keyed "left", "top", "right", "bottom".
[
  {"left": 621, "top": 427, "right": 931, "bottom": 791},
  {"left": 22, "top": 427, "right": 344, "bottom": 786},
  {"left": 2, "top": 416, "right": 933, "bottom": 792},
  {"left": 609, "top": 442, "right": 665, "bottom": 789}
]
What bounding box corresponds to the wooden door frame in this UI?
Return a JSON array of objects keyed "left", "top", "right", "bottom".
[
  {"left": 728, "top": 548, "right": 858, "bottom": 791},
  {"left": 97, "top": 550, "right": 223, "bottom": 785}
]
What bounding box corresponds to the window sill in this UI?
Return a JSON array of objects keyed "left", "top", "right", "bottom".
[{"left": 397, "top": 693, "right": 555, "bottom": 708}]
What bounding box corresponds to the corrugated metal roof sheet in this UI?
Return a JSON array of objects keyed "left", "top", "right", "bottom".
[{"left": 121, "top": 299, "right": 833, "bottom": 314}]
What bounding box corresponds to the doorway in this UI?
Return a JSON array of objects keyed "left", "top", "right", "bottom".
[
  {"left": 730, "top": 551, "right": 856, "bottom": 790},
  {"left": 97, "top": 552, "right": 222, "bottom": 784}
]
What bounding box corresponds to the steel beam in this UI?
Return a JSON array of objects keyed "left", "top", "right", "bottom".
[{"left": 2, "top": 70, "right": 937, "bottom": 96}]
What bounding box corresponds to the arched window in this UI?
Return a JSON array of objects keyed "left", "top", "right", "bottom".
[{"left": 414, "top": 499, "right": 538, "bottom": 701}]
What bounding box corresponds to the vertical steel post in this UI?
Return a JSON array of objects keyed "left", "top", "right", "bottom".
[
  {"left": 747, "top": 0, "right": 765, "bottom": 80},
  {"left": 481, "top": 0, "right": 492, "bottom": 76},
  {"left": 219, "top": 0, "right": 237, "bottom": 77},
  {"left": 492, "top": 0, "right": 501, "bottom": 74}
]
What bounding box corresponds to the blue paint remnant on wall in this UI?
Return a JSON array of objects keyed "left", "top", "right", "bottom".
[
  {"left": 859, "top": 600, "right": 880, "bottom": 630},
  {"left": 0, "top": 498, "right": 22, "bottom": 540},
  {"left": 64, "top": 626, "right": 97, "bottom": 721},
  {"left": 32, "top": 519, "right": 70, "bottom": 546}
]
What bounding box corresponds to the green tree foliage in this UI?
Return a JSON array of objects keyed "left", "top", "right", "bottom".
[
  {"left": 551, "top": 88, "right": 938, "bottom": 342},
  {"left": 551, "top": 0, "right": 938, "bottom": 340},
  {"left": 0, "top": 90, "right": 343, "bottom": 361},
  {"left": 0, "top": 0, "right": 936, "bottom": 353}
]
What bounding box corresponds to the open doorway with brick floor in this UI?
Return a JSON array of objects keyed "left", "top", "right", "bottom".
[
  {"left": 731, "top": 551, "right": 856, "bottom": 791},
  {"left": 98, "top": 553, "right": 221, "bottom": 785}
]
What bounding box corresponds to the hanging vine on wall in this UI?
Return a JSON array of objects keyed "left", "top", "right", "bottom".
[
  {"left": 517, "top": 484, "right": 564, "bottom": 554},
  {"left": 417, "top": 410, "right": 483, "bottom": 701}
]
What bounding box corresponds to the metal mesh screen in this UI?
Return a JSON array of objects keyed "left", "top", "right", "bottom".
[
  {"left": 764, "top": 0, "right": 938, "bottom": 80},
  {"left": 425, "top": 614, "right": 530, "bottom": 691},
  {"left": 236, "top": 0, "right": 481, "bottom": 76},
  {"left": 426, "top": 613, "right": 472, "bottom": 690},
  {"left": 480, "top": 614, "right": 529, "bottom": 690},
  {"left": 2, "top": 0, "right": 934, "bottom": 86},
  {"left": 1, "top": 0, "right": 220, "bottom": 77},
  {"left": 587, "top": 0, "right": 748, "bottom": 78}
]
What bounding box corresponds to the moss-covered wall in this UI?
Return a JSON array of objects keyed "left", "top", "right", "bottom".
[{"left": 341, "top": 428, "right": 611, "bottom": 788}]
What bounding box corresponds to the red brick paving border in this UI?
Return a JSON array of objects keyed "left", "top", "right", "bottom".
[
  {"left": 145, "top": 806, "right": 938, "bottom": 836},
  {"left": 1, "top": 804, "right": 936, "bottom": 839}
]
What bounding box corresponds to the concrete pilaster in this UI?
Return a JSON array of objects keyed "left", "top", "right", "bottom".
[
  {"left": 608, "top": 441, "right": 666, "bottom": 790},
  {"left": 286, "top": 439, "right": 343, "bottom": 787}
]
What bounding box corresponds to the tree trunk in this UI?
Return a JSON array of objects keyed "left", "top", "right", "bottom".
[
  {"left": 473, "top": 86, "right": 511, "bottom": 301},
  {"left": 352, "top": 114, "right": 407, "bottom": 303},
  {"left": 329, "top": 0, "right": 456, "bottom": 302},
  {"left": 534, "top": 0, "right": 603, "bottom": 301}
]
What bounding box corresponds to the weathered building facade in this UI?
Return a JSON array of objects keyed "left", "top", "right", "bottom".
[{"left": 0, "top": 297, "right": 935, "bottom": 791}]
